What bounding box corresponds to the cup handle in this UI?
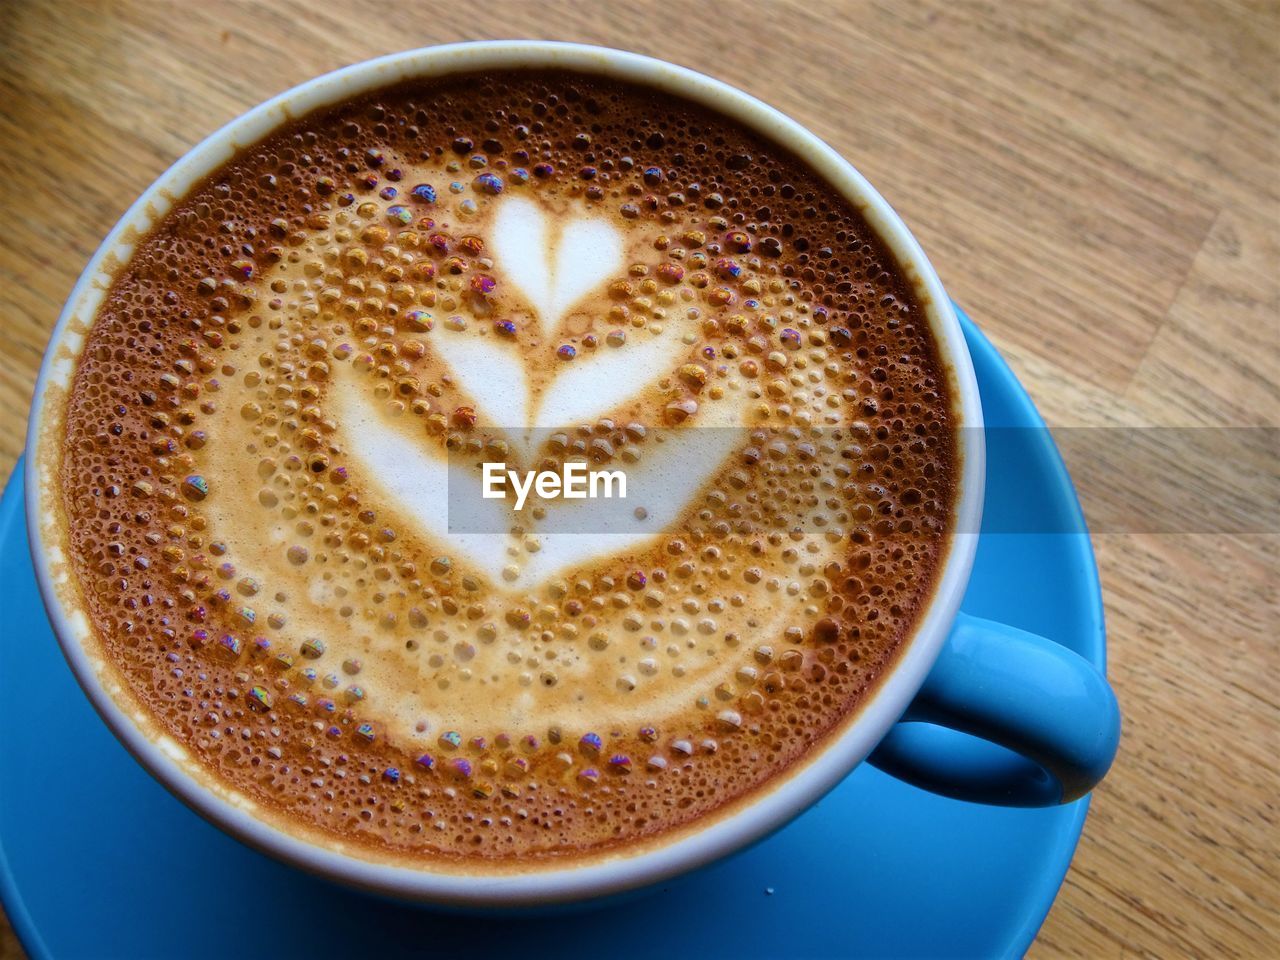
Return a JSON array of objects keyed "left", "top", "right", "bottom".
[{"left": 867, "top": 612, "right": 1120, "bottom": 806}]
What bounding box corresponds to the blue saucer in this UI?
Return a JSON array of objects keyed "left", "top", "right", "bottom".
[{"left": 0, "top": 308, "right": 1103, "bottom": 959}]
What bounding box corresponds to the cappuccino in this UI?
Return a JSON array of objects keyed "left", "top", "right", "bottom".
[{"left": 51, "top": 70, "right": 957, "bottom": 866}]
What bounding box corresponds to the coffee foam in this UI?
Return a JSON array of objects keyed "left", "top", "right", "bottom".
[
  {"left": 53, "top": 70, "right": 956, "bottom": 865},
  {"left": 198, "top": 174, "right": 804, "bottom": 737}
]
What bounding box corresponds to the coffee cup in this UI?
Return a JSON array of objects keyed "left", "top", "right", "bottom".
[{"left": 26, "top": 41, "right": 1119, "bottom": 907}]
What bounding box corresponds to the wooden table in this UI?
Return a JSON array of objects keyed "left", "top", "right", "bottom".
[{"left": 1, "top": 2, "right": 1275, "bottom": 956}]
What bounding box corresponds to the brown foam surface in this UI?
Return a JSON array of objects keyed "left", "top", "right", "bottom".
[{"left": 55, "top": 70, "right": 955, "bottom": 866}]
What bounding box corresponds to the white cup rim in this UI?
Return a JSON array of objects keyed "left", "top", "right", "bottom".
[{"left": 25, "top": 39, "right": 984, "bottom": 907}]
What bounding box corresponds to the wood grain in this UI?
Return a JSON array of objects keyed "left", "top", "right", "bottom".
[{"left": 0, "top": 1, "right": 1275, "bottom": 956}]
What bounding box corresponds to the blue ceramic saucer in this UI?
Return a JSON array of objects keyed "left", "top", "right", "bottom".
[{"left": 0, "top": 308, "right": 1104, "bottom": 959}]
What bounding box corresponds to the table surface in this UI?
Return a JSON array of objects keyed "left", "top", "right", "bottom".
[{"left": 0, "top": 2, "right": 1275, "bottom": 957}]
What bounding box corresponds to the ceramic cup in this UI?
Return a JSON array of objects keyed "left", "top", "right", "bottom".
[{"left": 25, "top": 41, "right": 1120, "bottom": 908}]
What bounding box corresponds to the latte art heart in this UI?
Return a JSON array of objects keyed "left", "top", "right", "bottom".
[
  {"left": 424, "top": 196, "right": 697, "bottom": 459},
  {"left": 331, "top": 193, "right": 746, "bottom": 590},
  {"left": 490, "top": 197, "right": 623, "bottom": 330},
  {"left": 55, "top": 70, "right": 957, "bottom": 867}
]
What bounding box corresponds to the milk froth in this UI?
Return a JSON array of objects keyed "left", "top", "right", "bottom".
[{"left": 53, "top": 69, "right": 956, "bottom": 864}]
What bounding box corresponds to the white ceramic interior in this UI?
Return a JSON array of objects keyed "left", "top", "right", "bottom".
[{"left": 25, "top": 41, "right": 985, "bottom": 907}]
